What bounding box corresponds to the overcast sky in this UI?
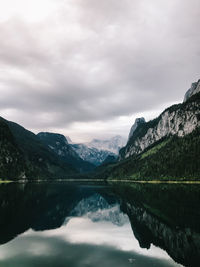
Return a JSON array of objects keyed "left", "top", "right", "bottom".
[{"left": 0, "top": 0, "right": 199, "bottom": 142}]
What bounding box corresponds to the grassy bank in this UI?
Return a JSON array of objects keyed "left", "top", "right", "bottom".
[{"left": 0, "top": 179, "right": 13, "bottom": 184}]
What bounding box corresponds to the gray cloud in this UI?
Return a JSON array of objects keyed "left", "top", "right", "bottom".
[{"left": 0, "top": 0, "right": 200, "bottom": 140}]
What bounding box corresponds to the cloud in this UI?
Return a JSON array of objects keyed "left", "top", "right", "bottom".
[{"left": 0, "top": 0, "right": 200, "bottom": 141}]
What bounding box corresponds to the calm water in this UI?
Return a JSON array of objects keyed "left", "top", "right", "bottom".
[{"left": 0, "top": 182, "right": 199, "bottom": 267}]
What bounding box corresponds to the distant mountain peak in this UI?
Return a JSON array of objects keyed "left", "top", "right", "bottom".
[
  {"left": 66, "top": 136, "right": 73, "bottom": 144},
  {"left": 128, "top": 117, "right": 146, "bottom": 141},
  {"left": 184, "top": 79, "right": 200, "bottom": 102},
  {"left": 71, "top": 135, "right": 126, "bottom": 166},
  {"left": 38, "top": 132, "right": 69, "bottom": 145},
  {"left": 86, "top": 135, "right": 126, "bottom": 154},
  {"left": 70, "top": 143, "right": 116, "bottom": 166}
]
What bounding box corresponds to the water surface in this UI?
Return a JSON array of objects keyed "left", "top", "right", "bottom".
[{"left": 0, "top": 182, "right": 199, "bottom": 267}]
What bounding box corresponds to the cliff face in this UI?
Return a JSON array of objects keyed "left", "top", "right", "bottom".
[
  {"left": 120, "top": 91, "right": 200, "bottom": 159},
  {"left": 184, "top": 79, "right": 200, "bottom": 102},
  {"left": 128, "top": 117, "right": 145, "bottom": 142}
]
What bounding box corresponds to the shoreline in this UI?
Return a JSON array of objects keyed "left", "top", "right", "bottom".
[
  {"left": 0, "top": 179, "right": 200, "bottom": 184},
  {"left": 107, "top": 180, "right": 200, "bottom": 184},
  {"left": 0, "top": 180, "right": 13, "bottom": 184}
]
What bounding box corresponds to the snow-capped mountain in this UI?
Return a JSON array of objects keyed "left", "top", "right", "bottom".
[
  {"left": 70, "top": 135, "right": 126, "bottom": 166},
  {"left": 70, "top": 144, "right": 115, "bottom": 166},
  {"left": 86, "top": 135, "right": 126, "bottom": 154}
]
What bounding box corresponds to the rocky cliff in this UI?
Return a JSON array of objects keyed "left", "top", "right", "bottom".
[
  {"left": 120, "top": 83, "right": 200, "bottom": 159},
  {"left": 184, "top": 79, "right": 200, "bottom": 102},
  {"left": 128, "top": 117, "right": 145, "bottom": 142}
]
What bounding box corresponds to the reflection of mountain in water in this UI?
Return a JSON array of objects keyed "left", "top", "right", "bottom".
[
  {"left": 70, "top": 193, "right": 128, "bottom": 226},
  {"left": 113, "top": 184, "right": 200, "bottom": 267},
  {"left": 0, "top": 183, "right": 120, "bottom": 245},
  {"left": 0, "top": 183, "right": 200, "bottom": 267}
]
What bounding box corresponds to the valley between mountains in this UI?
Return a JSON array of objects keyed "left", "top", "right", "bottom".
[{"left": 0, "top": 79, "right": 200, "bottom": 181}]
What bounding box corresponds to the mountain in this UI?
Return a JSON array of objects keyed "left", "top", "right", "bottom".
[
  {"left": 86, "top": 135, "right": 126, "bottom": 154},
  {"left": 70, "top": 135, "right": 126, "bottom": 166},
  {"left": 120, "top": 82, "right": 200, "bottom": 160},
  {"left": 0, "top": 117, "right": 26, "bottom": 179},
  {"left": 66, "top": 136, "right": 73, "bottom": 144},
  {"left": 184, "top": 79, "right": 200, "bottom": 102},
  {"left": 101, "top": 155, "right": 117, "bottom": 165},
  {"left": 97, "top": 80, "right": 200, "bottom": 180},
  {"left": 37, "top": 132, "right": 95, "bottom": 173},
  {"left": 0, "top": 117, "right": 75, "bottom": 180},
  {"left": 70, "top": 143, "right": 116, "bottom": 166},
  {"left": 128, "top": 117, "right": 145, "bottom": 142}
]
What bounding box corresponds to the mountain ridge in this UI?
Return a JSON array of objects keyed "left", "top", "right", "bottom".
[
  {"left": 0, "top": 79, "right": 199, "bottom": 181},
  {"left": 70, "top": 135, "right": 126, "bottom": 166},
  {"left": 96, "top": 81, "right": 200, "bottom": 181},
  {"left": 0, "top": 117, "right": 76, "bottom": 180},
  {"left": 37, "top": 132, "right": 95, "bottom": 173},
  {"left": 119, "top": 89, "right": 200, "bottom": 160}
]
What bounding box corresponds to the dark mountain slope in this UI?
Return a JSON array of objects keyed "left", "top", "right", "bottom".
[
  {"left": 37, "top": 132, "right": 95, "bottom": 173},
  {"left": 96, "top": 126, "right": 200, "bottom": 180},
  {"left": 0, "top": 117, "right": 75, "bottom": 180},
  {"left": 96, "top": 92, "right": 200, "bottom": 181},
  {"left": 0, "top": 117, "right": 26, "bottom": 180}
]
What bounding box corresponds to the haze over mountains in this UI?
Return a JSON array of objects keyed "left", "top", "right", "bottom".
[
  {"left": 98, "top": 79, "right": 200, "bottom": 180},
  {"left": 0, "top": 117, "right": 126, "bottom": 179},
  {"left": 0, "top": 79, "right": 200, "bottom": 181},
  {"left": 71, "top": 136, "right": 126, "bottom": 166}
]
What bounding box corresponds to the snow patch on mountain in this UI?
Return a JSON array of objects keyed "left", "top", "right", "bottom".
[
  {"left": 71, "top": 135, "right": 126, "bottom": 166},
  {"left": 71, "top": 144, "right": 115, "bottom": 166},
  {"left": 86, "top": 135, "right": 126, "bottom": 154}
]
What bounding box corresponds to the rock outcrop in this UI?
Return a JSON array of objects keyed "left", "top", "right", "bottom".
[
  {"left": 120, "top": 82, "right": 200, "bottom": 159},
  {"left": 184, "top": 79, "right": 200, "bottom": 102},
  {"left": 128, "top": 117, "right": 145, "bottom": 141}
]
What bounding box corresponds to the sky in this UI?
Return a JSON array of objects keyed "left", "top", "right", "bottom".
[{"left": 0, "top": 0, "right": 199, "bottom": 142}]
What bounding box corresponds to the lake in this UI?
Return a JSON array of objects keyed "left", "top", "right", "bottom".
[{"left": 0, "top": 182, "right": 199, "bottom": 267}]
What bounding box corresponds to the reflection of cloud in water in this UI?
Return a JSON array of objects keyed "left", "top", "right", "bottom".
[
  {"left": 0, "top": 234, "right": 181, "bottom": 267},
  {"left": 23, "top": 217, "right": 179, "bottom": 264},
  {"left": 0, "top": 193, "right": 182, "bottom": 267}
]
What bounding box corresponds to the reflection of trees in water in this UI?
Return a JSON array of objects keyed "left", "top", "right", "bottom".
[
  {"left": 114, "top": 183, "right": 200, "bottom": 267},
  {"left": 0, "top": 183, "right": 200, "bottom": 267}
]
